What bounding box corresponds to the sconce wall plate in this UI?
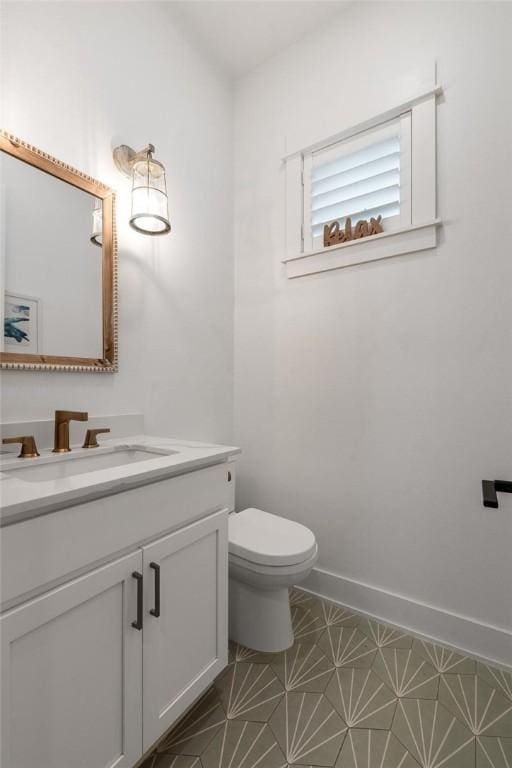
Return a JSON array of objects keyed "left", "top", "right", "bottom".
[{"left": 113, "top": 144, "right": 154, "bottom": 177}]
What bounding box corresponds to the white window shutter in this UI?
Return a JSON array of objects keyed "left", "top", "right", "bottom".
[{"left": 304, "top": 114, "right": 412, "bottom": 252}]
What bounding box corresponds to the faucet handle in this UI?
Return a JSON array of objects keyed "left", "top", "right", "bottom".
[
  {"left": 82, "top": 428, "right": 110, "bottom": 449},
  {"left": 3, "top": 435, "right": 40, "bottom": 458}
]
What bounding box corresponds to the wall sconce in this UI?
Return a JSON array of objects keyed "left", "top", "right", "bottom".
[
  {"left": 90, "top": 199, "right": 102, "bottom": 247},
  {"left": 113, "top": 143, "right": 171, "bottom": 235}
]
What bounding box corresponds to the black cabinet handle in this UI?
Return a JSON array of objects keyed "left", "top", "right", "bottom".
[
  {"left": 131, "top": 571, "right": 143, "bottom": 630},
  {"left": 482, "top": 480, "right": 512, "bottom": 508},
  {"left": 149, "top": 562, "right": 160, "bottom": 617}
]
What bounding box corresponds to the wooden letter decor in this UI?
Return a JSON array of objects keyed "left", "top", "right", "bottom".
[{"left": 323, "top": 215, "right": 383, "bottom": 247}]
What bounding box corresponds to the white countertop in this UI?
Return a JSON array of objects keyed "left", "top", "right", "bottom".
[{"left": 0, "top": 435, "right": 240, "bottom": 526}]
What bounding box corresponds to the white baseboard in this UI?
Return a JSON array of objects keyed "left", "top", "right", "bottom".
[{"left": 303, "top": 566, "right": 512, "bottom": 670}]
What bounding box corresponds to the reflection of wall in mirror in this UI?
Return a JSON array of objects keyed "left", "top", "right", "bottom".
[{"left": 2, "top": 151, "right": 103, "bottom": 358}]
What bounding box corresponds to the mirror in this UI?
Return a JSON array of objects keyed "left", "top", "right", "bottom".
[{"left": 0, "top": 132, "right": 117, "bottom": 372}]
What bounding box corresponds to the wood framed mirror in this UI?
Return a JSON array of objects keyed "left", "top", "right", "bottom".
[{"left": 0, "top": 131, "right": 118, "bottom": 372}]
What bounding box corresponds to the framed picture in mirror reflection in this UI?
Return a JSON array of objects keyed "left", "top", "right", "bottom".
[{"left": 4, "top": 292, "right": 40, "bottom": 355}]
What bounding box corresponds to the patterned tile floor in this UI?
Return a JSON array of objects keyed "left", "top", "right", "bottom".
[{"left": 141, "top": 588, "right": 512, "bottom": 768}]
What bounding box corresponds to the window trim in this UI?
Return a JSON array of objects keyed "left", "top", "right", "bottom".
[{"left": 284, "top": 85, "right": 442, "bottom": 278}]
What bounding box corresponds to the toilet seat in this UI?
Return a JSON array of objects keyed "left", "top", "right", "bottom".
[
  {"left": 229, "top": 544, "right": 318, "bottom": 593},
  {"left": 229, "top": 508, "right": 317, "bottom": 567},
  {"left": 229, "top": 544, "right": 318, "bottom": 576}
]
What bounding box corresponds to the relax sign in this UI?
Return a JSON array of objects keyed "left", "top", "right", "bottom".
[{"left": 323, "top": 215, "right": 383, "bottom": 247}]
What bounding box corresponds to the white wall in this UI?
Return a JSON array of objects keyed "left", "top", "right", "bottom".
[
  {"left": 0, "top": 2, "right": 234, "bottom": 443},
  {"left": 234, "top": 2, "right": 512, "bottom": 660}
]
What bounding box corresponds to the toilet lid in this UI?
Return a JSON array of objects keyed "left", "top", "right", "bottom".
[{"left": 229, "top": 508, "right": 317, "bottom": 566}]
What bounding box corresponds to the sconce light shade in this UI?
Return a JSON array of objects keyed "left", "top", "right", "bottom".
[
  {"left": 90, "top": 199, "right": 103, "bottom": 247},
  {"left": 130, "top": 154, "right": 171, "bottom": 235},
  {"left": 113, "top": 143, "right": 171, "bottom": 236}
]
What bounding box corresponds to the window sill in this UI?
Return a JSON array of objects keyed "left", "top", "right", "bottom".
[{"left": 282, "top": 220, "right": 442, "bottom": 279}]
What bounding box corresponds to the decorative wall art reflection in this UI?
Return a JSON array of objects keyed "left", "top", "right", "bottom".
[{"left": 4, "top": 292, "right": 40, "bottom": 354}]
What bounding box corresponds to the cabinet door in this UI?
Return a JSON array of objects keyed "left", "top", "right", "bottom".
[
  {"left": 1, "top": 551, "right": 143, "bottom": 768},
  {"left": 142, "top": 509, "right": 228, "bottom": 751}
]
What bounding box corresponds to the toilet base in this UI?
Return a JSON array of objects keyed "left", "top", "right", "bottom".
[{"left": 229, "top": 579, "right": 294, "bottom": 653}]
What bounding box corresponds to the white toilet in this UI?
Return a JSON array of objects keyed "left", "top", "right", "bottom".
[{"left": 228, "top": 508, "right": 318, "bottom": 652}]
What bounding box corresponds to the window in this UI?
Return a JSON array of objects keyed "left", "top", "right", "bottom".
[
  {"left": 303, "top": 115, "right": 411, "bottom": 252},
  {"left": 283, "top": 85, "right": 441, "bottom": 278}
]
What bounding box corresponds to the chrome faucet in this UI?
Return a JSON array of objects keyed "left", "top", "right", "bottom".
[{"left": 53, "top": 410, "right": 88, "bottom": 453}]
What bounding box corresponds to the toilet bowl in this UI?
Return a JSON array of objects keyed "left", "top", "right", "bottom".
[{"left": 228, "top": 508, "right": 318, "bottom": 652}]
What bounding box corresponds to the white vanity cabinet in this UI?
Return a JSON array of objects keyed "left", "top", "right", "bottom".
[
  {"left": 1, "top": 551, "right": 144, "bottom": 768},
  {"left": 142, "top": 510, "right": 228, "bottom": 750},
  {"left": 0, "top": 458, "right": 234, "bottom": 768}
]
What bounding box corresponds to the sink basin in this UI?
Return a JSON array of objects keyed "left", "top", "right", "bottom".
[{"left": 2, "top": 447, "right": 177, "bottom": 482}]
